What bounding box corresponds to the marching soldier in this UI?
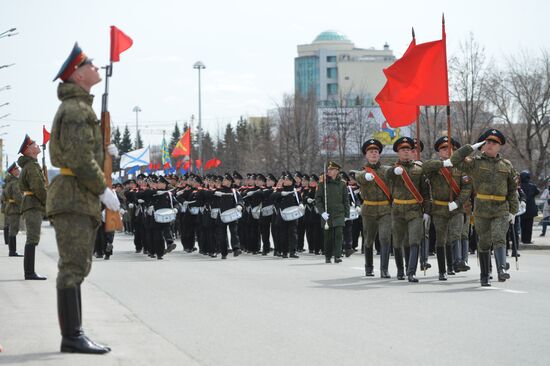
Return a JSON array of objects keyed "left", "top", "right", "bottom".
[
  {"left": 423, "top": 137, "right": 472, "bottom": 280},
  {"left": 18, "top": 135, "right": 48, "bottom": 280},
  {"left": 4, "top": 163, "right": 23, "bottom": 257},
  {"left": 271, "top": 172, "right": 303, "bottom": 258},
  {"left": 47, "top": 43, "right": 119, "bottom": 353},
  {"left": 386, "top": 137, "right": 431, "bottom": 282},
  {"left": 449, "top": 129, "right": 519, "bottom": 287},
  {"left": 315, "top": 162, "right": 350, "bottom": 263},
  {"left": 303, "top": 174, "right": 322, "bottom": 255},
  {"left": 356, "top": 139, "right": 393, "bottom": 277}
]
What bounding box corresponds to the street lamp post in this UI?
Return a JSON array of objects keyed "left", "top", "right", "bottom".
[
  {"left": 0, "top": 63, "right": 15, "bottom": 70},
  {"left": 0, "top": 28, "right": 17, "bottom": 39},
  {"left": 193, "top": 61, "right": 205, "bottom": 174},
  {"left": 0, "top": 103, "right": 8, "bottom": 108},
  {"left": 0, "top": 114, "right": 11, "bottom": 120},
  {"left": 0, "top": 85, "right": 11, "bottom": 92},
  {"left": 133, "top": 106, "right": 141, "bottom": 147}
]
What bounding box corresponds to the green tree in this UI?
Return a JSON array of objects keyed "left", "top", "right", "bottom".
[
  {"left": 169, "top": 121, "right": 181, "bottom": 152},
  {"left": 120, "top": 125, "right": 133, "bottom": 154},
  {"left": 135, "top": 130, "right": 144, "bottom": 150},
  {"left": 111, "top": 126, "right": 122, "bottom": 172}
]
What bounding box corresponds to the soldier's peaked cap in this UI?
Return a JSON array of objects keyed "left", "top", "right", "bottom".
[
  {"left": 256, "top": 173, "right": 266, "bottom": 181},
  {"left": 478, "top": 129, "right": 505, "bottom": 146},
  {"left": 266, "top": 173, "right": 277, "bottom": 182},
  {"left": 327, "top": 161, "right": 341, "bottom": 170},
  {"left": 434, "top": 136, "right": 461, "bottom": 151},
  {"left": 7, "top": 162, "right": 18, "bottom": 175},
  {"left": 393, "top": 137, "right": 414, "bottom": 152},
  {"left": 18, "top": 134, "right": 35, "bottom": 154},
  {"left": 223, "top": 173, "right": 234, "bottom": 182},
  {"left": 232, "top": 170, "right": 243, "bottom": 180},
  {"left": 361, "top": 139, "right": 383, "bottom": 154},
  {"left": 53, "top": 42, "right": 93, "bottom": 82}
]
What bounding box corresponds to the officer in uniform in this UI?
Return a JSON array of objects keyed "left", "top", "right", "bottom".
[
  {"left": 17, "top": 135, "right": 48, "bottom": 280},
  {"left": 386, "top": 137, "right": 430, "bottom": 282},
  {"left": 356, "top": 139, "right": 393, "bottom": 277},
  {"left": 449, "top": 129, "right": 519, "bottom": 287},
  {"left": 47, "top": 43, "right": 120, "bottom": 353},
  {"left": 423, "top": 137, "right": 472, "bottom": 280},
  {"left": 4, "top": 163, "right": 23, "bottom": 256},
  {"left": 315, "top": 161, "right": 350, "bottom": 263}
]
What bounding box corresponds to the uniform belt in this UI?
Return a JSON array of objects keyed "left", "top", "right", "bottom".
[
  {"left": 363, "top": 199, "right": 390, "bottom": 206},
  {"left": 23, "top": 191, "right": 34, "bottom": 196},
  {"left": 8, "top": 199, "right": 16, "bottom": 203},
  {"left": 393, "top": 198, "right": 418, "bottom": 205},
  {"left": 433, "top": 200, "right": 450, "bottom": 206},
  {"left": 476, "top": 194, "right": 506, "bottom": 202},
  {"left": 60, "top": 168, "right": 76, "bottom": 176}
]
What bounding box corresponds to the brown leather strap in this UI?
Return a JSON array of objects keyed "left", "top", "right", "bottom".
[
  {"left": 399, "top": 166, "right": 423, "bottom": 204},
  {"left": 365, "top": 167, "right": 392, "bottom": 201},
  {"left": 440, "top": 167, "right": 460, "bottom": 198}
]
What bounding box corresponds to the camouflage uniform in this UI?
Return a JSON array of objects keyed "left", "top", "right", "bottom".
[
  {"left": 423, "top": 159, "right": 472, "bottom": 277},
  {"left": 46, "top": 82, "right": 106, "bottom": 289},
  {"left": 4, "top": 174, "right": 23, "bottom": 255},
  {"left": 451, "top": 141, "right": 519, "bottom": 285},
  {"left": 1, "top": 182, "right": 8, "bottom": 245},
  {"left": 356, "top": 162, "right": 392, "bottom": 277},
  {"left": 18, "top": 155, "right": 47, "bottom": 245},
  {"left": 315, "top": 174, "right": 350, "bottom": 262},
  {"left": 386, "top": 160, "right": 430, "bottom": 281}
]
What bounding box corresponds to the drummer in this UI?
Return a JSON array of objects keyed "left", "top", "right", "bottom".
[
  {"left": 151, "top": 176, "right": 177, "bottom": 259},
  {"left": 271, "top": 172, "right": 303, "bottom": 259},
  {"left": 214, "top": 173, "right": 244, "bottom": 259}
]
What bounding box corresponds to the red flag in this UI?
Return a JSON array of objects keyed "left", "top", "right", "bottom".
[
  {"left": 383, "top": 28, "right": 448, "bottom": 106},
  {"left": 213, "top": 159, "right": 221, "bottom": 168},
  {"left": 172, "top": 129, "right": 191, "bottom": 157},
  {"left": 149, "top": 162, "right": 153, "bottom": 170},
  {"left": 183, "top": 161, "right": 191, "bottom": 170},
  {"left": 175, "top": 160, "right": 182, "bottom": 169},
  {"left": 195, "top": 159, "right": 202, "bottom": 169},
  {"left": 376, "top": 38, "right": 420, "bottom": 127},
  {"left": 110, "top": 26, "right": 133, "bottom": 62},
  {"left": 42, "top": 125, "right": 50, "bottom": 145},
  {"left": 163, "top": 162, "right": 171, "bottom": 169}
]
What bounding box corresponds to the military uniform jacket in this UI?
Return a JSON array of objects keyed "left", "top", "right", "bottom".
[
  {"left": 423, "top": 159, "right": 472, "bottom": 218},
  {"left": 386, "top": 160, "right": 430, "bottom": 220},
  {"left": 271, "top": 185, "right": 302, "bottom": 211},
  {"left": 18, "top": 155, "right": 47, "bottom": 213},
  {"left": 451, "top": 145, "right": 519, "bottom": 219},
  {"left": 46, "top": 83, "right": 106, "bottom": 221},
  {"left": 356, "top": 162, "right": 392, "bottom": 217},
  {"left": 216, "top": 186, "right": 244, "bottom": 212},
  {"left": 315, "top": 178, "right": 350, "bottom": 227},
  {"left": 4, "top": 174, "right": 22, "bottom": 215}
]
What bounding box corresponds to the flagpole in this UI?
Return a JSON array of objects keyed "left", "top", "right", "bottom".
[{"left": 442, "top": 13, "right": 454, "bottom": 204}]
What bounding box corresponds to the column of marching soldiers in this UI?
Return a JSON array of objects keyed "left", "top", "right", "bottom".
[{"left": 2, "top": 130, "right": 521, "bottom": 287}]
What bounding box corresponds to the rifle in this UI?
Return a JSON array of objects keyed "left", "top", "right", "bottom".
[
  {"left": 510, "top": 220, "right": 519, "bottom": 270},
  {"left": 101, "top": 63, "right": 123, "bottom": 232},
  {"left": 323, "top": 161, "right": 329, "bottom": 230},
  {"left": 41, "top": 143, "right": 49, "bottom": 186}
]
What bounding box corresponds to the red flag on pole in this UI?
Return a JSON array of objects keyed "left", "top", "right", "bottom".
[
  {"left": 183, "top": 161, "right": 192, "bottom": 170},
  {"left": 110, "top": 26, "right": 133, "bottom": 62},
  {"left": 213, "top": 158, "right": 221, "bottom": 168},
  {"left": 195, "top": 159, "right": 202, "bottom": 169},
  {"left": 172, "top": 129, "right": 191, "bottom": 157},
  {"left": 42, "top": 125, "right": 50, "bottom": 145}
]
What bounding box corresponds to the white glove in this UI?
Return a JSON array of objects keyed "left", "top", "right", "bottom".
[
  {"left": 519, "top": 201, "right": 526, "bottom": 213},
  {"left": 307, "top": 198, "right": 315, "bottom": 204},
  {"left": 423, "top": 213, "right": 430, "bottom": 224},
  {"left": 509, "top": 213, "right": 515, "bottom": 223},
  {"left": 236, "top": 205, "right": 243, "bottom": 212},
  {"left": 99, "top": 188, "right": 120, "bottom": 211},
  {"left": 471, "top": 141, "right": 486, "bottom": 150},
  {"left": 107, "top": 143, "right": 119, "bottom": 158},
  {"left": 448, "top": 201, "right": 458, "bottom": 211},
  {"left": 321, "top": 212, "right": 330, "bottom": 221},
  {"left": 137, "top": 199, "right": 144, "bottom": 204},
  {"left": 443, "top": 159, "right": 453, "bottom": 168},
  {"left": 364, "top": 172, "right": 375, "bottom": 181},
  {"left": 414, "top": 160, "right": 423, "bottom": 166},
  {"left": 281, "top": 191, "right": 293, "bottom": 196},
  {"left": 214, "top": 191, "right": 223, "bottom": 197},
  {"left": 101, "top": 210, "right": 106, "bottom": 223},
  {"left": 355, "top": 206, "right": 362, "bottom": 213},
  {"left": 172, "top": 208, "right": 178, "bottom": 214},
  {"left": 147, "top": 206, "right": 154, "bottom": 215},
  {"left": 119, "top": 208, "right": 126, "bottom": 215},
  {"left": 394, "top": 167, "right": 403, "bottom": 175},
  {"left": 128, "top": 203, "right": 134, "bottom": 209},
  {"left": 299, "top": 203, "right": 305, "bottom": 210},
  {"left": 176, "top": 190, "right": 184, "bottom": 196}
]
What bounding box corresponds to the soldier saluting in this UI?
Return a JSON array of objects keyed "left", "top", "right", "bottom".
[
  {"left": 46, "top": 43, "right": 120, "bottom": 353},
  {"left": 449, "top": 129, "right": 519, "bottom": 287}
]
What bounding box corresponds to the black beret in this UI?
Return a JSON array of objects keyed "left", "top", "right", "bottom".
[{"left": 361, "top": 139, "right": 383, "bottom": 154}]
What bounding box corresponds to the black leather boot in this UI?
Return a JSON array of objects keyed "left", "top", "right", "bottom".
[
  {"left": 479, "top": 252, "right": 491, "bottom": 287},
  {"left": 364, "top": 247, "right": 374, "bottom": 276},
  {"left": 8, "top": 236, "right": 23, "bottom": 256},
  {"left": 445, "top": 245, "right": 455, "bottom": 275},
  {"left": 404, "top": 246, "right": 410, "bottom": 273},
  {"left": 3, "top": 225, "right": 9, "bottom": 245},
  {"left": 379, "top": 244, "right": 391, "bottom": 278},
  {"left": 407, "top": 245, "right": 419, "bottom": 282},
  {"left": 58, "top": 287, "right": 111, "bottom": 354},
  {"left": 394, "top": 247, "right": 405, "bottom": 280},
  {"left": 436, "top": 246, "right": 447, "bottom": 281},
  {"left": 24, "top": 244, "right": 47, "bottom": 280},
  {"left": 494, "top": 247, "right": 510, "bottom": 282}
]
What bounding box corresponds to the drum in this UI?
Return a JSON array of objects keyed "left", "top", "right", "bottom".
[
  {"left": 210, "top": 208, "right": 220, "bottom": 219},
  {"left": 155, "top": 208, "right": 176, "bottom": 223},
  {"left": 261, "top": 204, "right": 274, "bottom": 216},
  {"left": 189, "top": 206, "right": 200, "bottom": 215},
  {"left": 220, "top": 207, "right": 242, "bottom": 223},
  {"left": 251, "top": 205, "right": 262, "bottom": 219},
  {"left": 346, "top": 206, "right": 360, "bottom": 221},
  {"left": 280, "top": 205, "right": 305, "bottom": 221}
]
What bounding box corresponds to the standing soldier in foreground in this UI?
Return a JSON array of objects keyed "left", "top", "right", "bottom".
[
  {"left": 356, "top": 139, "right": 393, "bottom": 278},
  {"left": 47, "top": 43, "right": 120, "bottom": 353},
  {"left": 449, "top": 129, "right": 519, "bottom": 287},
  {"left": 18, "top": 136, "right": 47, "bottom": 280},
  {"left": 315, "top": 161, "right": 350, "bottom": 263}
]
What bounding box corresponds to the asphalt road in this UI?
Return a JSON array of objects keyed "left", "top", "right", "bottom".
[{"left": 1, "top": 223, "right": 549, "bottom": 366}]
